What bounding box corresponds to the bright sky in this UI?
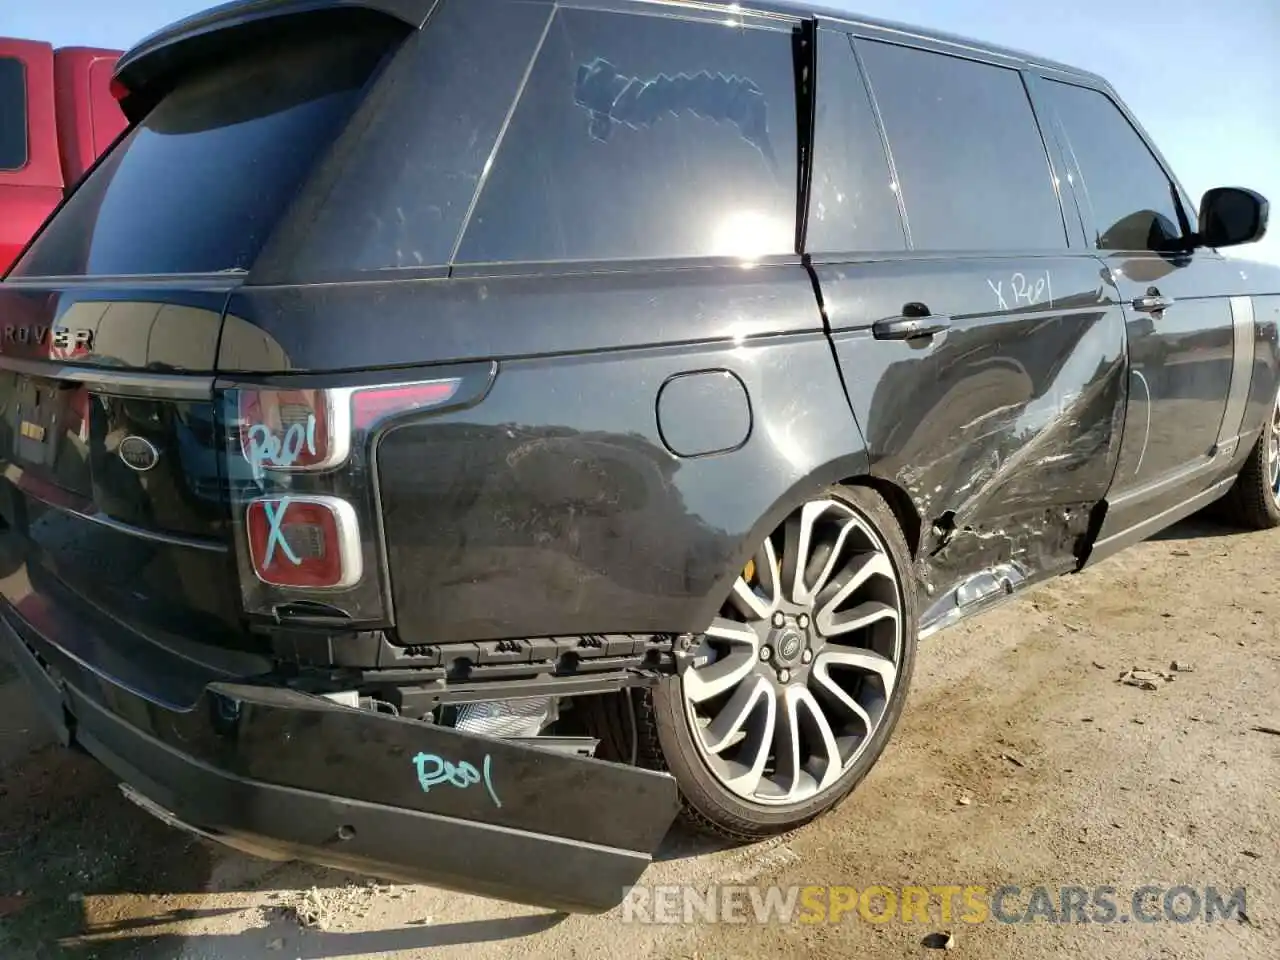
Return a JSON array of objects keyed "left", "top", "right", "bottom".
[{"left": 4, "top": 0, "right": 1277, "bottom": 265}]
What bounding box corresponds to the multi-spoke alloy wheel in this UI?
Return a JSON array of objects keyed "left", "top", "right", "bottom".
[
  {"left": 1221, "top": 381, "right": 1280, "bottom": 530},
  {"left": 626, "top": 485, "right": 918, "bottom": 840},
  {"left": 681, "top": 497, "right": 904, "bottom": 805}
]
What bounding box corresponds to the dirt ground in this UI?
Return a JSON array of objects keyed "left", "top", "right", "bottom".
[{"left": 1, "top": 515, "right": 1277, "bottom": 960}]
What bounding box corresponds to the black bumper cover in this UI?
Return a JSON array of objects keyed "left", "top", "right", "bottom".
[{"left": 0, "top": 599, "right": 680, "bottom": 914}]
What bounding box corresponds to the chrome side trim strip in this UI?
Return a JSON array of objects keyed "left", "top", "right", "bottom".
[
  {"left": 1217, "top": 295, "right": 1257, "bottom": 457},
  {"left": 1129, "top": 369, "right": 1152, "bottom": 476},
  {"left": 1107, "top": 450, "right": 1222, "bottom": 511},
  {"left": 0, "top": 356, "right": 213, "bottom": 401},
  {"left": 1092, "top": 475, "right": 1234, "bottom": 558}
]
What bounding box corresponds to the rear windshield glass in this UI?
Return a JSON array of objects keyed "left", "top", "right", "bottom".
[{"left": 10, "top": 19, "right": 402, "bottom": 279}]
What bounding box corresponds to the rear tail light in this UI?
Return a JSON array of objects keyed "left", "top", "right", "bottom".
[
  {"left": 238, "top": 387, "right": 343, "bottom": 472},
  {"left": 236, "top": 379, "right": 460, "bottom": 474},
  {"left": 350, "top": 380, "right": 460, "bottom": 430},
  {"left": 246, "top": 496, "right": 362, "bottom": 589},
  {"left": 223, "top": 375, "right": 465, "bottom": 622}
]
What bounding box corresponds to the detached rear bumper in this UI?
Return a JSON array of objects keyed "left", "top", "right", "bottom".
[{"left": 0, "top": 597, "right": 680, "bottom": 914}]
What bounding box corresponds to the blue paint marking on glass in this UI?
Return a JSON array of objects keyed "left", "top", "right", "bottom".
[
  {"left": 245, "top": 413, "right": 319, "bottom": 477},
  {"left": 412, "top": 751, "right": 502, "bottom": 808},
  {"left": 573, "top": 57, "right": 777, "bottom": 168},
  {"left": 263, "top": 497, "right": 302, "bottom": 567}
]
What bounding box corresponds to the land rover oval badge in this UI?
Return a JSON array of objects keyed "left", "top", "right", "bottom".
[{"left": 119, "top": 436, "right": 159, "bottom": 472}]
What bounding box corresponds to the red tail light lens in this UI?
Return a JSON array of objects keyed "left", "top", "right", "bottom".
[
  {"left": 351, "top": 380, "right": 461, "bottom": 430},
  {"left": 238, "top": 388, "right": 344, "bottom": 472},
  {"left": 245, "top": 496, "right": 362, "bottom": 589}
]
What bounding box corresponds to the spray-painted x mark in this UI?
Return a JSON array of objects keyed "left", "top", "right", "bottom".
[{"left": 263, "top": 498, "right": 301, "bottom": 567}]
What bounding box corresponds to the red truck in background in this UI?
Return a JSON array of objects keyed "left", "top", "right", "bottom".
[{"left": 0, "top": 38, "right": 126, "bottom": 274}]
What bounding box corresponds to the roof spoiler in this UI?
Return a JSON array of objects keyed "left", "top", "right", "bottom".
[{"left": 112, "top": 0, "right": 438, "bottom": 120}]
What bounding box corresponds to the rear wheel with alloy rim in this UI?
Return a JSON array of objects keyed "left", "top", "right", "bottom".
[
  {"left": 644, "top": 484, "right": 918, "bottom": 839},
  {"left": 1220, "top": 384, "right": 1280, "bottom": 530}
]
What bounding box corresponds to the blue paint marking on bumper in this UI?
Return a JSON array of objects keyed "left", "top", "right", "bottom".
[{"left": 0, "top": 585, "right": 680, "bottom": 914}]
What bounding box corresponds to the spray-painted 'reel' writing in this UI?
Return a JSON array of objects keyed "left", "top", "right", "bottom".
[
  {"left": 573, "top": 58, "right": 777, "bottom": 169},
  {"left": 244, "top": 415, "right": 319, "bottom": 476},
  {"left": 413, "top": 752, "right": 502, "bottom": 808}
]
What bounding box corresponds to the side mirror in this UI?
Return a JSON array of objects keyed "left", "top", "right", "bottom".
[{"left": 1198, "top": 187, "right": 1269, "bottom": 248}]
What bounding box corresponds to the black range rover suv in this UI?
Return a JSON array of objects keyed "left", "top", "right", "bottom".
[{"left": 1, "top": 0, "right": 1276, "bottom": 913}]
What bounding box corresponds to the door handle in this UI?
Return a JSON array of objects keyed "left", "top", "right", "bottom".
[
  {"left": 1132, "top": 294, "right": 1175, "bottom": 314},
  {"left": 872, "top": 312, "right": 952, "bottom": 341}
]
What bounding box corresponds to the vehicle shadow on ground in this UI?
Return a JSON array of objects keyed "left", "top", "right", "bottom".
[
  {"left": 34, "top": 825, "right": 750, "bottom": 960},
  {"left": 55, "top": 911, "right": 568, "bottom": 959},
  {"left": 12, "top": 838, "right": 571, "bottom": 959},
  {"left": 15, "top": 815, "right": 745, "bottom": 959},
  {"left": 49, "top": 825, "right": 733, "bottom": 959},
  {"left": 1149, "top": 512, "right": 1244, "bottom": 542},
  {"left": 654, "top": 821, "right": 748, "bottom": 860}
]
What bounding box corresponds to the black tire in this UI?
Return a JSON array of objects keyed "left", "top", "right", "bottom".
[
  {"left": 583, "top": 483, "right": 919, "bottom": 842},
  {"left": 1220, "top": 411, "right": 1280, "bottom": 530}
]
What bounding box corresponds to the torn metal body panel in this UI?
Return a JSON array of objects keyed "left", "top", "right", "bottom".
[{"left": 816, "top": 256, "right": 1128, "bottom": 631}]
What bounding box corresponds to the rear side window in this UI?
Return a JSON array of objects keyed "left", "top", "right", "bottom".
[
  {"left": 857, "top": 41, "right": 1066, "bottom": 252},
  {"left": 11, "top": 18, "right": 403, "bottom": 279},
  {"left": 806, "top": 29, "right": 906, "bottom": 254},
  {"left": 0, "top": 57, "right": 27, "bottom": 172},
  {"left": 1041, "top": 81, "right": 1186, "bottom": 253},
  {"left": 455, "top": 8, "right": 799, "bottom": 264},
  {"left": 258, "top": 0, "right": 552, "bottom": 278}
]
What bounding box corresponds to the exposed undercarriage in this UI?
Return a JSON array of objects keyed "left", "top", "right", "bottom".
[{"left": 275, "top": 631, "right": 684, "bottom": 756}]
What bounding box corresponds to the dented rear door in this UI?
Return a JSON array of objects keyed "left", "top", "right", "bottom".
[{"left": 808, "top": 27, "right": 1128, "bottom": 630}]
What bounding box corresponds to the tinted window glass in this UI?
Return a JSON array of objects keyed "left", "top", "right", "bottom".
[
  {"left": 1042, "top": 80, "right": 1184, "bottom": 252},
  {"left": 457, "top": 9, "right": 798, "bottom": 264},
  {"left": 807, "top": 29, "right": 905, "bottom": 253},
  {"left": 12, "top": 19, "right": 403, "bottom": 278},
  {"left": 0, "top": 57, "right": 27, "bottom": 172},
  {"left": 858, "top": 41, "right": 1066, "bottom": 252},
  {"left": 260, "top": 0, "right": 551, "bottom": 277}
]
